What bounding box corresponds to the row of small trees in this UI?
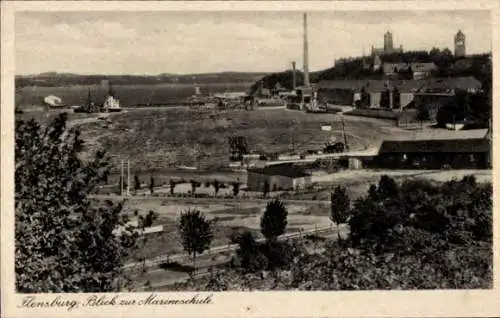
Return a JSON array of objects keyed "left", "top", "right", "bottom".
[
  {"left": 112, "top": 176, "right": 277, "bottom": 198},
  {"left": 113, "top": 176, "right": 242, "bottom": 197}
]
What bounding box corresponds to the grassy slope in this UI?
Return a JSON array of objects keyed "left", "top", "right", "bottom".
[{"left": 77, "top": 108, "right": 398, "bottom": 172}]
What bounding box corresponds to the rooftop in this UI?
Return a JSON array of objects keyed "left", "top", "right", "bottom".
[
  {"left": 379, "top": 138, "right": 489, "bottom": 154},
  {"left": 379, "top": 128, "right": 490, "bottom": 154},
  {"left": 385, "top": 128, "right": 488, "bottom": 142},
  {"left": 317, "top": 76, "right": 481, "bottom": 93},
  {"left": 248, "top": 163, "right": 311, "bottom": 178}
]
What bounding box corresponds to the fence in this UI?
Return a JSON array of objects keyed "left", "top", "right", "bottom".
[{"left": 124, "top": 225, "right": 333, "bottom": 271}]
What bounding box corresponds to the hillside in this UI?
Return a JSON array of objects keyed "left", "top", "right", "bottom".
[{"left": 251, "top": 51, "right": 491, "bottom": 94}]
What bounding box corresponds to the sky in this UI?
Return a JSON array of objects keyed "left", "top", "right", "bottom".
[{"left": 15, "top": 10, "right": 492, "bottom": 75}]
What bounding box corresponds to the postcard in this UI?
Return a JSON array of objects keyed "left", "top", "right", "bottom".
[{"left": 1, "top": 1, "right": 499, "bottom": 317}]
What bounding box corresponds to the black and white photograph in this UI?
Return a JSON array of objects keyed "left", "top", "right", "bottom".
[{"left": 1, "top": 1, "right": 498, "bottom": 317}]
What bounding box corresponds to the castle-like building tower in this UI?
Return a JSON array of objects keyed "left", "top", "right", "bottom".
[
  {"left": 384, "top": 31, "right": 394, "bottom": 52},
  {"left": 371, "top": 31, "right": 403, "bottom": 56},
  {"left": 455, "top": 30, "right": 466, "bottom": 57}
]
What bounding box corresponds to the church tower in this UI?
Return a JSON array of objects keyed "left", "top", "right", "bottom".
[
  {"left": 454, "top": 30, "right": 466, "bottom": 58},
  {"left": 384, "top": 31, "right": 394, "bottom": 53}
]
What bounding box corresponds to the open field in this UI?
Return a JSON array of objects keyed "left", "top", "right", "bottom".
[
  {"left": 123, "top": 199, "right": 330, "bottom": 262},
  {"left": 15, "top": 82, "right": 253, "bottom": 109},
  {"left": 69, "top": 108, "right": 407, "bottom": 172}
]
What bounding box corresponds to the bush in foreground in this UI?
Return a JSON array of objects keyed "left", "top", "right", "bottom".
[
  {"left": 168, "top": 175, "right": 492, "bottom": 291},
  {"left": 15, "top": 114, "right": 138, "bottom": 292}
]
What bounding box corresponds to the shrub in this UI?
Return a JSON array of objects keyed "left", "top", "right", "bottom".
[
  {"left": 233, "top": 231, "right": 268, "bottom": 272},
  {"left": 262, "top": 240, "right": 305, "bottom": 270},
  {"left": 349, "top": 175, "right": 492, "bottom": 254}
]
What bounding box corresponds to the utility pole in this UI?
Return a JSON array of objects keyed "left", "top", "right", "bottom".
[
  {"left": 341, "top": 115, "right": 349, "bottom": 151},
  {"left": 127, "top": 160, "right": 130, "bottom": 196},
  {"left": 120, "top": 159, "right": 124, "bottom": 197}
]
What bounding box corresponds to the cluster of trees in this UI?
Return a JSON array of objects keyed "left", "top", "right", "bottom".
[
  {"left": 228, "top": 199, "right": 305, "bottom": 273},
  {"left": 15, "top": 113, "right": 143, "bottom": 292},
  {"left": 381, "top": 49, "right": 454, "bottom": 67},
  {"left": 199, "top": 176, "right": 492, "bottom": 290},
  {"left": 434, "top": 89, "right": 491, "bottom": 128},
  {"left": 317, "top": 58, "right": 382, "bottom": 82},
  {"left": 174, "top": 199, "right": 297, "bottom": 275}
]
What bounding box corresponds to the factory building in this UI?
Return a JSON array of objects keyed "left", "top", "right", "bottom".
[
  {"left": 317, "top": 76, "right": 482, "bottom": 111},
  {"left": 247, "top": 164, "right": 312, "bottom": 192},
  {"left": 382, "top": 62, "right": 438, "bottom": 80},
  {"left": 372, "top": 129, "right": 490, "bottom": 169}
]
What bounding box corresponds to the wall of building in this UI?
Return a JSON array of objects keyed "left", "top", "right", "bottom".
[
  {"left": 400, "top": 93, "right": 414, "bottom": 109},
  {"left": 348, "top": 158, "right": 363, "bottom": 169},
  {"left": 413, "top": 71, "right": 430, "bottom": 80},
  {"left": 373, "top": 152, "right": 488, "bottom": 169},
  {"left": 317, "top": 89, "right": 354, "bottom": 106},
  {"left": 292, "top": 176, "right": 312, "bottom": 190},
  {"left": 247, "top": 172, "right": 295, "bottom": 191}
]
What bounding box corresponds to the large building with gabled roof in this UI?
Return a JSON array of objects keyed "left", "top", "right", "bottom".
[{"left": 373, "top": 128, "right": 490, "bottom": 169}]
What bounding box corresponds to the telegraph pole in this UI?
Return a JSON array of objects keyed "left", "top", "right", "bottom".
[
  {"left": 120, "top": 159, "right": 124, "bottom": 197},
  {"left": 127, "top": 160, "right": 130, "bottom": 196},
  {"left": 341, "top": 115, "right": 349, "bottom": 151}
]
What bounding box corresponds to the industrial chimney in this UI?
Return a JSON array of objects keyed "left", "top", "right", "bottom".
[
  {"left": 303, "top": 13, "right": 310, "bottom": 87},
  {"left": 292, "top": 61, "right": 297, "bottom": 90}
]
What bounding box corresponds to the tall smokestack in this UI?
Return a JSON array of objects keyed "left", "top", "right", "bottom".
[
  {"left": 303, "top": 13, "right": 310, "bottom": 87},
  {"left": 292, "top": 61, "right": 297, "bottom": 90}
]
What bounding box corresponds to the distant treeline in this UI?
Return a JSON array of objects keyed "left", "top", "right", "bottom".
[{"left": 15, "top": 72, "right": 269, "bottom": 88}]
